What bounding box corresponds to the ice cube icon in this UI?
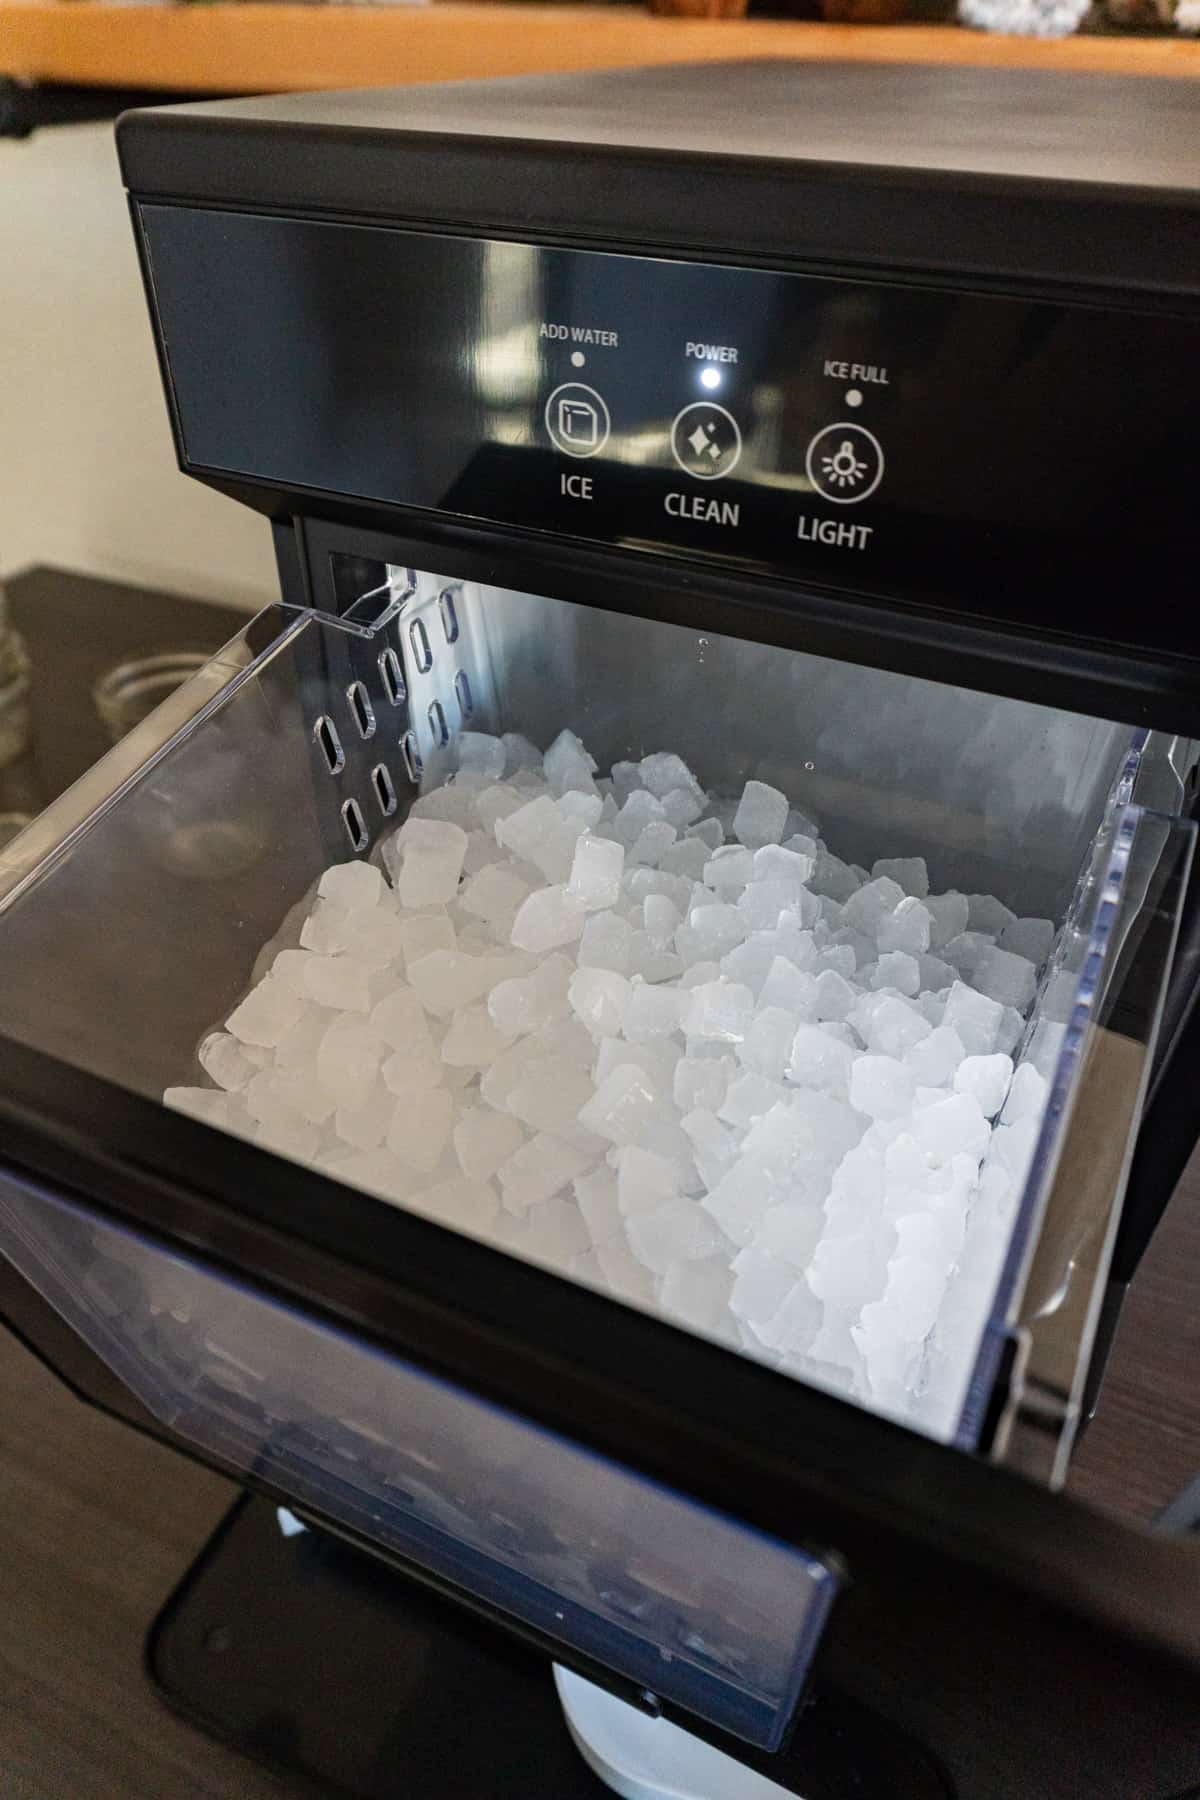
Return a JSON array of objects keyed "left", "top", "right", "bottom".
[{"left": 558, "top": 398, "right": 599, "bottom": 447}]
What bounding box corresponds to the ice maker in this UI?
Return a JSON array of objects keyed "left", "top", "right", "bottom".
[{"left": 2, "top": 60, "right": 1199, "bottom": 1800}]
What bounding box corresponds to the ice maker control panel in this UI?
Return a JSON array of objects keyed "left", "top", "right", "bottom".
[{"left": 138, "top": 206, "right": 1199, "bottom": 655}]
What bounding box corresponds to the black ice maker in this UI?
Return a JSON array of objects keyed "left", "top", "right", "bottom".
[{"left": 1, "top": 60, "right": 1199, "bottom": 1800}]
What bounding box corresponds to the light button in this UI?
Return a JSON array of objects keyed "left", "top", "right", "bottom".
[{"left": 805, "top": 422, "right": 884, "bottom": 505}]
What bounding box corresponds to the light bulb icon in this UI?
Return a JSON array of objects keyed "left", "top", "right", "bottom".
[
  {"left": 806, "top": 423, "right": 884, "bottom": 505},
  {"left": 822, "top": 440, "right": 868, "bottom": 489}
]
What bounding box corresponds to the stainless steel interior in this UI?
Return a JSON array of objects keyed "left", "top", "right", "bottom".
[{"left": 412, "top": 579, "right": 1137, "bottom": 923}]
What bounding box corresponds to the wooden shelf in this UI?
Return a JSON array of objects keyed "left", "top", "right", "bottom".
[{"left": 2, "top": 3, "right": 1197, "bottom": 96}]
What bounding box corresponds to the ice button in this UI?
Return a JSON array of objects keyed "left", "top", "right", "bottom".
[
  {"left": 805, "top": 422, "right": 884, "bottom": 504},
  {"left": 545, "top": 382, "right": 610, "bottom": 458},
  {"left": 671, "top": 402, "right": 743, "bottom": 481}
]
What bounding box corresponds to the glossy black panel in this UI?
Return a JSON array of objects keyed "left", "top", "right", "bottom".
[{"left": 140, "top": 205, "right": 1199, "bottom": 663}]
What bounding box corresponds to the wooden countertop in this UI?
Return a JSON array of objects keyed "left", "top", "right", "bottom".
[{"left": 2, "top": 4, "right": 1198, "bottom": 96}]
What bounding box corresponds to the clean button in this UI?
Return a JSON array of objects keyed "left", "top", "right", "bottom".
[{"left": 670, "top": 402, "right": 743, "bottom": 482}]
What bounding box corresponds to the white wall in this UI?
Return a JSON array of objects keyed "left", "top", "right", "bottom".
[{"left": 0, "top": 121, "right": 277, "bottom": 610}]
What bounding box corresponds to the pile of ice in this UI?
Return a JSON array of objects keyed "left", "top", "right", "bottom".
[{"left": 166, "top": 729, "right": 1057, "bottom": 1436}]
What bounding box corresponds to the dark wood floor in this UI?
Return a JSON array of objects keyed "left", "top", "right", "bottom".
[
  {"left": 1, "top": 1150, "right": 1196, "bottom": 1799},
  {"left": 1069, "top": 1148, "right": 1200, "bottom": 1523},
  {"left": 0, "top": 1326, "right": 292, "bottom": 1800}
]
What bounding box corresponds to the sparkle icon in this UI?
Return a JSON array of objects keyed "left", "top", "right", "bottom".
[
  {"left": 671, "top": 402, "right": 742, "bottom": 481},
  {"left": 688, "top": 422, "right": 723, "bottom": 461}
]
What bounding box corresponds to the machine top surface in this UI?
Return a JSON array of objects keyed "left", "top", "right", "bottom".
[
  {"left": 117, "top": 62, "right": 1200, "bottom": 296},
  {"left": 121, "top": 61, "right": 1199, "bottom": 196}
]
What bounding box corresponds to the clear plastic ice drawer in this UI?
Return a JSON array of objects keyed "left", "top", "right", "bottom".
[
  {"left": 0, "top": 1168, "right": 834, "bottom": 1749},
  {"left": 0, "top": 573, "right": 1192, "bottom": 1695}
]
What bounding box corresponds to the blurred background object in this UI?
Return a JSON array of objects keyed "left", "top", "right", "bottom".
[
  {"left": 1095, "top": 0, "right": 1172, "bottom": 24},
  {"left": 95, "top": 649, "right": 213, "bottom": 742},
  {"left": 2, "top": 4, "right": 1198, "bottom": 113},
  {"left": 0, "top": 121, "right": 279, "bottom": 611},
  {"left": 958, "top": 0, "right": 1090, "bottom": 39},
  {"left": 0, "top": 586, "right": 32, "bottom": 771},
  {"left": 0, "top": 567, "right": 246, "bottom": 836}
]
